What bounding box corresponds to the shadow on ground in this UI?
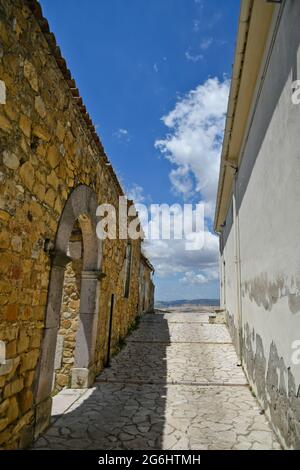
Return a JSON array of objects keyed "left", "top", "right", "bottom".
[{"left": 34, "top": 314, "right": 170, "bottom": 450}]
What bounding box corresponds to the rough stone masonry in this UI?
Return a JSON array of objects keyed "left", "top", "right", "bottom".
[{"left": 0, "top": 0, "right": 154, "bottom": 449}]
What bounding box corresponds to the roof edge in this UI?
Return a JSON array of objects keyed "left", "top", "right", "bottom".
[{"left": 214, "top": 0, "right": 275, "bottom": 232}]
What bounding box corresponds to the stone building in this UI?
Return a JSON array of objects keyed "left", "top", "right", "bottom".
[
  {"left": 139, "top": 253, "right": 155, "bottom": 315},
  {"left": 215, "top": 0, "right": 300, "bottom": 449},
  {"left": 0, "top": 0, "right": 154, "bottom": 449}
]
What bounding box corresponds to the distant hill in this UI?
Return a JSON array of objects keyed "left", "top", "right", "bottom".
[{"left": 155, "top": 299, "right": 220, "bottom": 308}]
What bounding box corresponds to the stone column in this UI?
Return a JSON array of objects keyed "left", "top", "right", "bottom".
[
  {"left": 34, "top": 252, "right": 71, "bottom": 437},
  {"left": 71, "top": 270, "right": 104, "bottom": 388}
]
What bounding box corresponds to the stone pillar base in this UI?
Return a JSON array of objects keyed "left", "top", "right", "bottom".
[
  {"left": 34, "top": 396, "right": 52, "bottom": 440},
  {"left": 71, "top": 367, "right": 94, "bottom": 388}
]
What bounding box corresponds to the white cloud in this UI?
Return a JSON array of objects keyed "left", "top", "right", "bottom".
[
  {"left": 125, "top": 185, "right": 220, "bottom": 284},
  {"left": 185, "top": 50, "right": 203, "bottom": 63},
  {"left": 180, "top": 268, "right": 219, "bottom": 285},
  {"left": 114, "top": 128, "right": 130, "bottom": 142},
  {"left": 185, "top": 38, "right": 213, "bottom": 63},
  {"left": 153, "top": 63, "right": 159, "bottom": 73},
  {"left": 150, "top": 77, "right": 229, "bottom": 288},
  {"left": 200, "top": 37, "right": 213, "bottom": 50},
  {"left": 143, "top": 229, "right": 219, "bottom": 280},
  {"left": 155, "top": 77, "right": 230, "bottom": 218},
  {"left": 122, "top": 78, "right": 229, "bottom": 292},
  {"left": 141, "top": 204, "right": 220, "bottom": 282},
  {"left": 127, "top": 184, "right": 146, "bottom": 204}
]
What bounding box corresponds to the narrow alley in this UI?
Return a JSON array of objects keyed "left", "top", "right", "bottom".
[{"left": 33, "top": 309, "right": 280, "bottom": 450}]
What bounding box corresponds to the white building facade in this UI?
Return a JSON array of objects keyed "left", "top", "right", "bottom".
[{"left": 215, "top": 0, "right": 300, "bottom": 449}]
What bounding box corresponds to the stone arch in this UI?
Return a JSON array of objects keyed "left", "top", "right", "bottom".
[{"left": 34, "top": 185, "right": 103, "bottom": 434}]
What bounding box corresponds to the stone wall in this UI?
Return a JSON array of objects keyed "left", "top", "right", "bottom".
[
  {"left": 0, "top": 0, "right": 153, "bottom": 449},
  {"left": 138, "top": 257, "right": 155, "bottom": 314},
  {"left": 54, "top": 259, "right": 81, "bottom": 392}
]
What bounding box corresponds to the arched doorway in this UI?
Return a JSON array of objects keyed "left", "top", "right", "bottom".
[
  {"left": 33, "top": 185, "right": 103, "bottom": 437},
  {"left": 53, "top": 219, "right": 83, "bottom": 393}
]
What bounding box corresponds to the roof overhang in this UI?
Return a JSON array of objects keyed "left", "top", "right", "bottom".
[{"left": 214, "top": 0, "right": 275, "bottom": 232}]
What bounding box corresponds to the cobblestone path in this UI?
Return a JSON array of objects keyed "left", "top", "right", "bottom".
[{"left": 34, "top": 309, "right": 280, "bottom": 450}]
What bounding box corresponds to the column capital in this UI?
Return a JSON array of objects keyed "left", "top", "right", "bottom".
[{"left": 81, "top": 270, "right": 106, "bottom": 281}]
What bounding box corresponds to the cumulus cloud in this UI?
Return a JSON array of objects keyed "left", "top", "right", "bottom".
[
  {"left": 151, "top": 77, "right": 229, "bottom": 287},
  {"left": 180, "top": 268, "right": 219, "bottom": 285},
  {"left": 143, "top": 229, "right": 219, "bottom": 280},
  {"left": 155, "top": 77, "right": 229, "bottom": 218},
  {"left": 123, "top": 79, "right": 229, "bottom": 290},
  {"left": 139, "top": 200, "right": 220, "bottom": 282}
]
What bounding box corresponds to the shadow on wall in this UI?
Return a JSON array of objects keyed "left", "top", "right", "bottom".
[{"left": 33, "top": 314, "right": 170, "bottom": 450}]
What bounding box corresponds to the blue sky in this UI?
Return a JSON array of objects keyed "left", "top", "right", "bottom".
[{"left": 40, "top": 0, "right": 240, "bottom": 301}]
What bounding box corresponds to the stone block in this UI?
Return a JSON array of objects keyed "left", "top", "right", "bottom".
[
  {"left": 47, "top": 170, "right": 59, "bottom": 190},
  {"left": 71, "top": 367, "right": 93, "bottom": 388},
  {"left": 55, "top": 373, "right": 69, "bottom": 388},
  {"left": 44, "top": 188, "right": 56, "bottom": 207},
  {"left": 0, "top": 114, "right": 12, "bottom": 132},
  {"left": 54, "top": 334, "right": 64, "bottom": 370},
  {"left": 17, "top": 329, "right": 30, "bottom": 354},
  {"left": 20, "top": 349, "right": 39, "bottom": 374},
  {"left": 19, "top": 114, "right": 31, "bottom": 138},
  {"left": 23, "top": 59, "right": 38, "bottom": 91},
  {"left": 2, "top": 151, "right": 20, "bottom": 170},
  {"left": 19, "top": 388, "right": 33, "bottom": 414},
  {"left": 0, "top": 399, "right": 9, "bottom": 416},
  {"left": 0, "top": 418, "right": 9, "bottom": 432},
  {"left": 19, "top": 161, "right": 35, "bottom": 191},
  {"left": 34, "top": 96, "right": 46, "bottom": 118},
  {"left": 4, "top": 304, "right": 18, "bottom": 322},
  {"left": 11, "top": 235, "right": 22, "bottom": 252},
  {"left": 7, "top": 396, "right": 19, "bottom": 424},
  {"left": 47, "top": 145, "right": 60, "bottom": 169},
  {"left": 4, "top": 377, "right": 24, "bottom": 398},
  {"left": 32, "top": 124, "right": 50, "bottom": 141}
]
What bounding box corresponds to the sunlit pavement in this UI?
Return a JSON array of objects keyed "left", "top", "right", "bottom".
[{"left": 33, "top": 309, "right": 280, "bottom": 450}]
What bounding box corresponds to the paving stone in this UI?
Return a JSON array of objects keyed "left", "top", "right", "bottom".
[{"left": 33, "top": 308, "right": 281, "bottom": 450}]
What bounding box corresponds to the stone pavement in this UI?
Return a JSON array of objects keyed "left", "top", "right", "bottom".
[{"left": 33, "top": 309, "right": 281, "bottom": 450}]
